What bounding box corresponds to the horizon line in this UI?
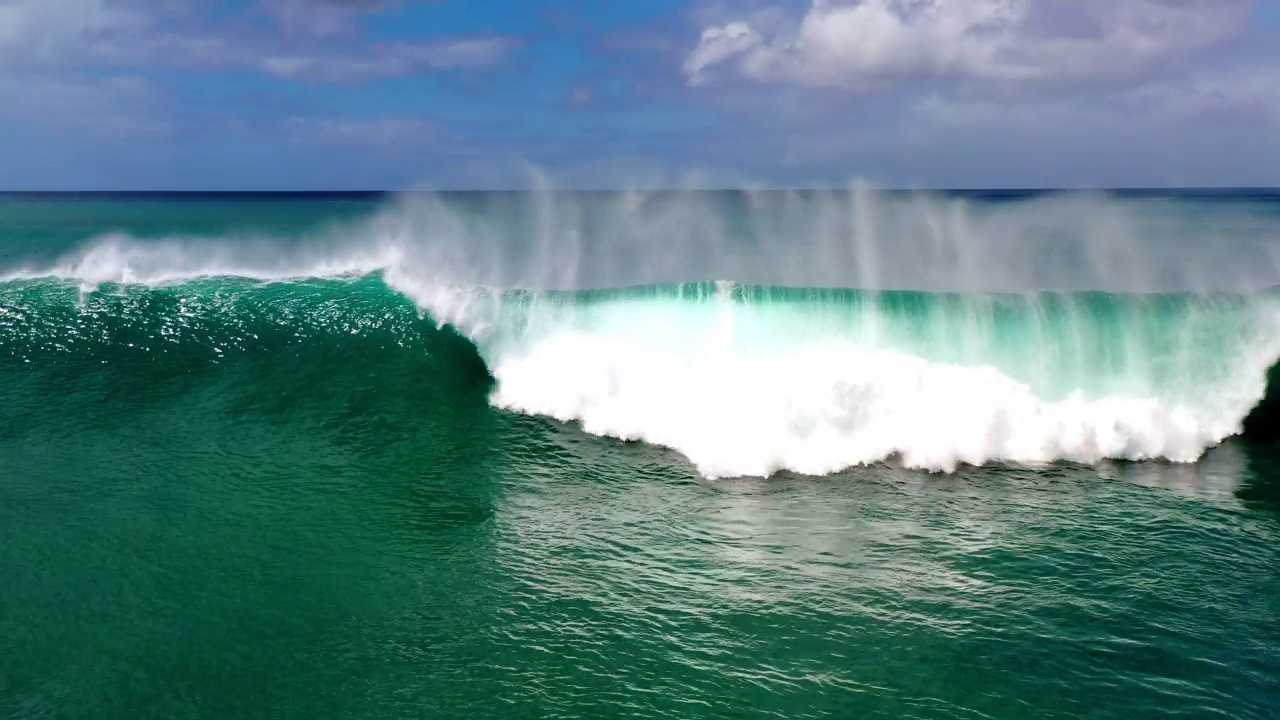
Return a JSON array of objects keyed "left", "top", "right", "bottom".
[{"left": 1, "top": 186, "right": 1279, "bottom": 196}]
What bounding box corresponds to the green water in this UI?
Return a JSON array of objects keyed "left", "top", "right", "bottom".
[{"left": 2, "top": 193, "right": 1279, "bottom": 719}]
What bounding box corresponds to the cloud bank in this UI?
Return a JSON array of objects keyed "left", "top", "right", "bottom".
[
  {"left": 0, "top": 0, "right": 1274, "bottom": 188},
  {"left": 685, "top": 0, "right": 1247, "bottom": 89},
  {"left": 0, "top": 0, "right": 517, "bottom": 82}
]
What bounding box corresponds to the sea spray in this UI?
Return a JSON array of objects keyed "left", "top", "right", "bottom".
[{"left": 11, "top": 187, "right": 1280, "bottom": 293}]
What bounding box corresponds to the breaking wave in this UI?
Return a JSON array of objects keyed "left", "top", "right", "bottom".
[{"left": 5, "top": 187, "right": 1280, "bottom": 477}]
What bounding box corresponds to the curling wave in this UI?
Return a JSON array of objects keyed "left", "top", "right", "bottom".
[{"left": 6, "top": 274, "right": 1280, "bottom": 477}]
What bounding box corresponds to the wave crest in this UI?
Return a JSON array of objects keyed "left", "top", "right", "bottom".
[{"left": 6, "top": 187, "right": 1280, "bottom": 477}]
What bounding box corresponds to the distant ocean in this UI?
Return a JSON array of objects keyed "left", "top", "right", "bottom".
[{"left": 2, "top": 189, "right": 1278, "bottom": 719}]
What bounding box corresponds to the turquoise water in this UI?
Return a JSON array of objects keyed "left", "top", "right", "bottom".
[{"left": 1, "top": 191, "right": 1279, "bottom": 718}]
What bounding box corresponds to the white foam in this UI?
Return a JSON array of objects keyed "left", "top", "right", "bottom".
[{"left": 483, "top": 305, "right": 1280, "bottom": 478}]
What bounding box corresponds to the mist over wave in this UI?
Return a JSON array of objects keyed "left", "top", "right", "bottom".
[
  {"left": 13, "top": 184, "right": 1280, "bottom": 293},
  {"left": 5, "top": 183, "right": 1280, "bottom": 477}
]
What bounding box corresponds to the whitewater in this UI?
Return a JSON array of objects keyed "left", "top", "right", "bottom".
[{"left": 5, "top": 187, "right": 1280, "bottom": 478}]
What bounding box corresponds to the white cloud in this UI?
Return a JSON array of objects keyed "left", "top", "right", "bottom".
[
  {"left": 261, "top": 36, "right": 518, "bottom": 83},
  {"left": 266, "top": 0, "right": 389, "bottom": 36},
  {"left": 0, "top": 0, "right": 149, "bottom": 67},
  {"left": 263, "top": 0, "right": 444, "bottom": 37},
  {"left": 907, "top": 63, "right": 1280, "bottom": 131},
  {"left": 0, "top": 0, "right": 515, "bottom": 83},
  {"left": 0, "top": 1, "right": 172, "bottom": 140},
  {"left": 0, "top": 0, "right": 243, "bottom": 72},
  {"left": 684, "top": 0, "right": 1247, "bottom": 89},
  {"left": 0, "top": 73, "right": 164, "bottom": 136},
  {"left": 685, "top": 22, "right": 764, "bottom": 86},
  {"left": 1129, "top": 65, "right": 1280, "bottom": 123}
]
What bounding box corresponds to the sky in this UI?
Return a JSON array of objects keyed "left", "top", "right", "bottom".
[{"left": 0, "top": 0, "right": 1277, "bottom": 190}]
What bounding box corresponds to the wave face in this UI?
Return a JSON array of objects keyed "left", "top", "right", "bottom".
[{"left": 4, "top": 188, "right": 1280, "bottom": 477}]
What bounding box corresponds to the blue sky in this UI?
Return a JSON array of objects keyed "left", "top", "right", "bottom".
[{"left": 0, "top": 0, "right": 1277, "bottom": 190}]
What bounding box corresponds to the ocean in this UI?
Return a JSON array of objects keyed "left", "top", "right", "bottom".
[{"left": 1, "top": 188, "right": 1278, "bottom": 719}]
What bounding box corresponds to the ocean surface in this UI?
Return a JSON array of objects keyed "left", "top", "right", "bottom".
[{"left": 1, "top": 188, "right": 1279, "bottom": 719}]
